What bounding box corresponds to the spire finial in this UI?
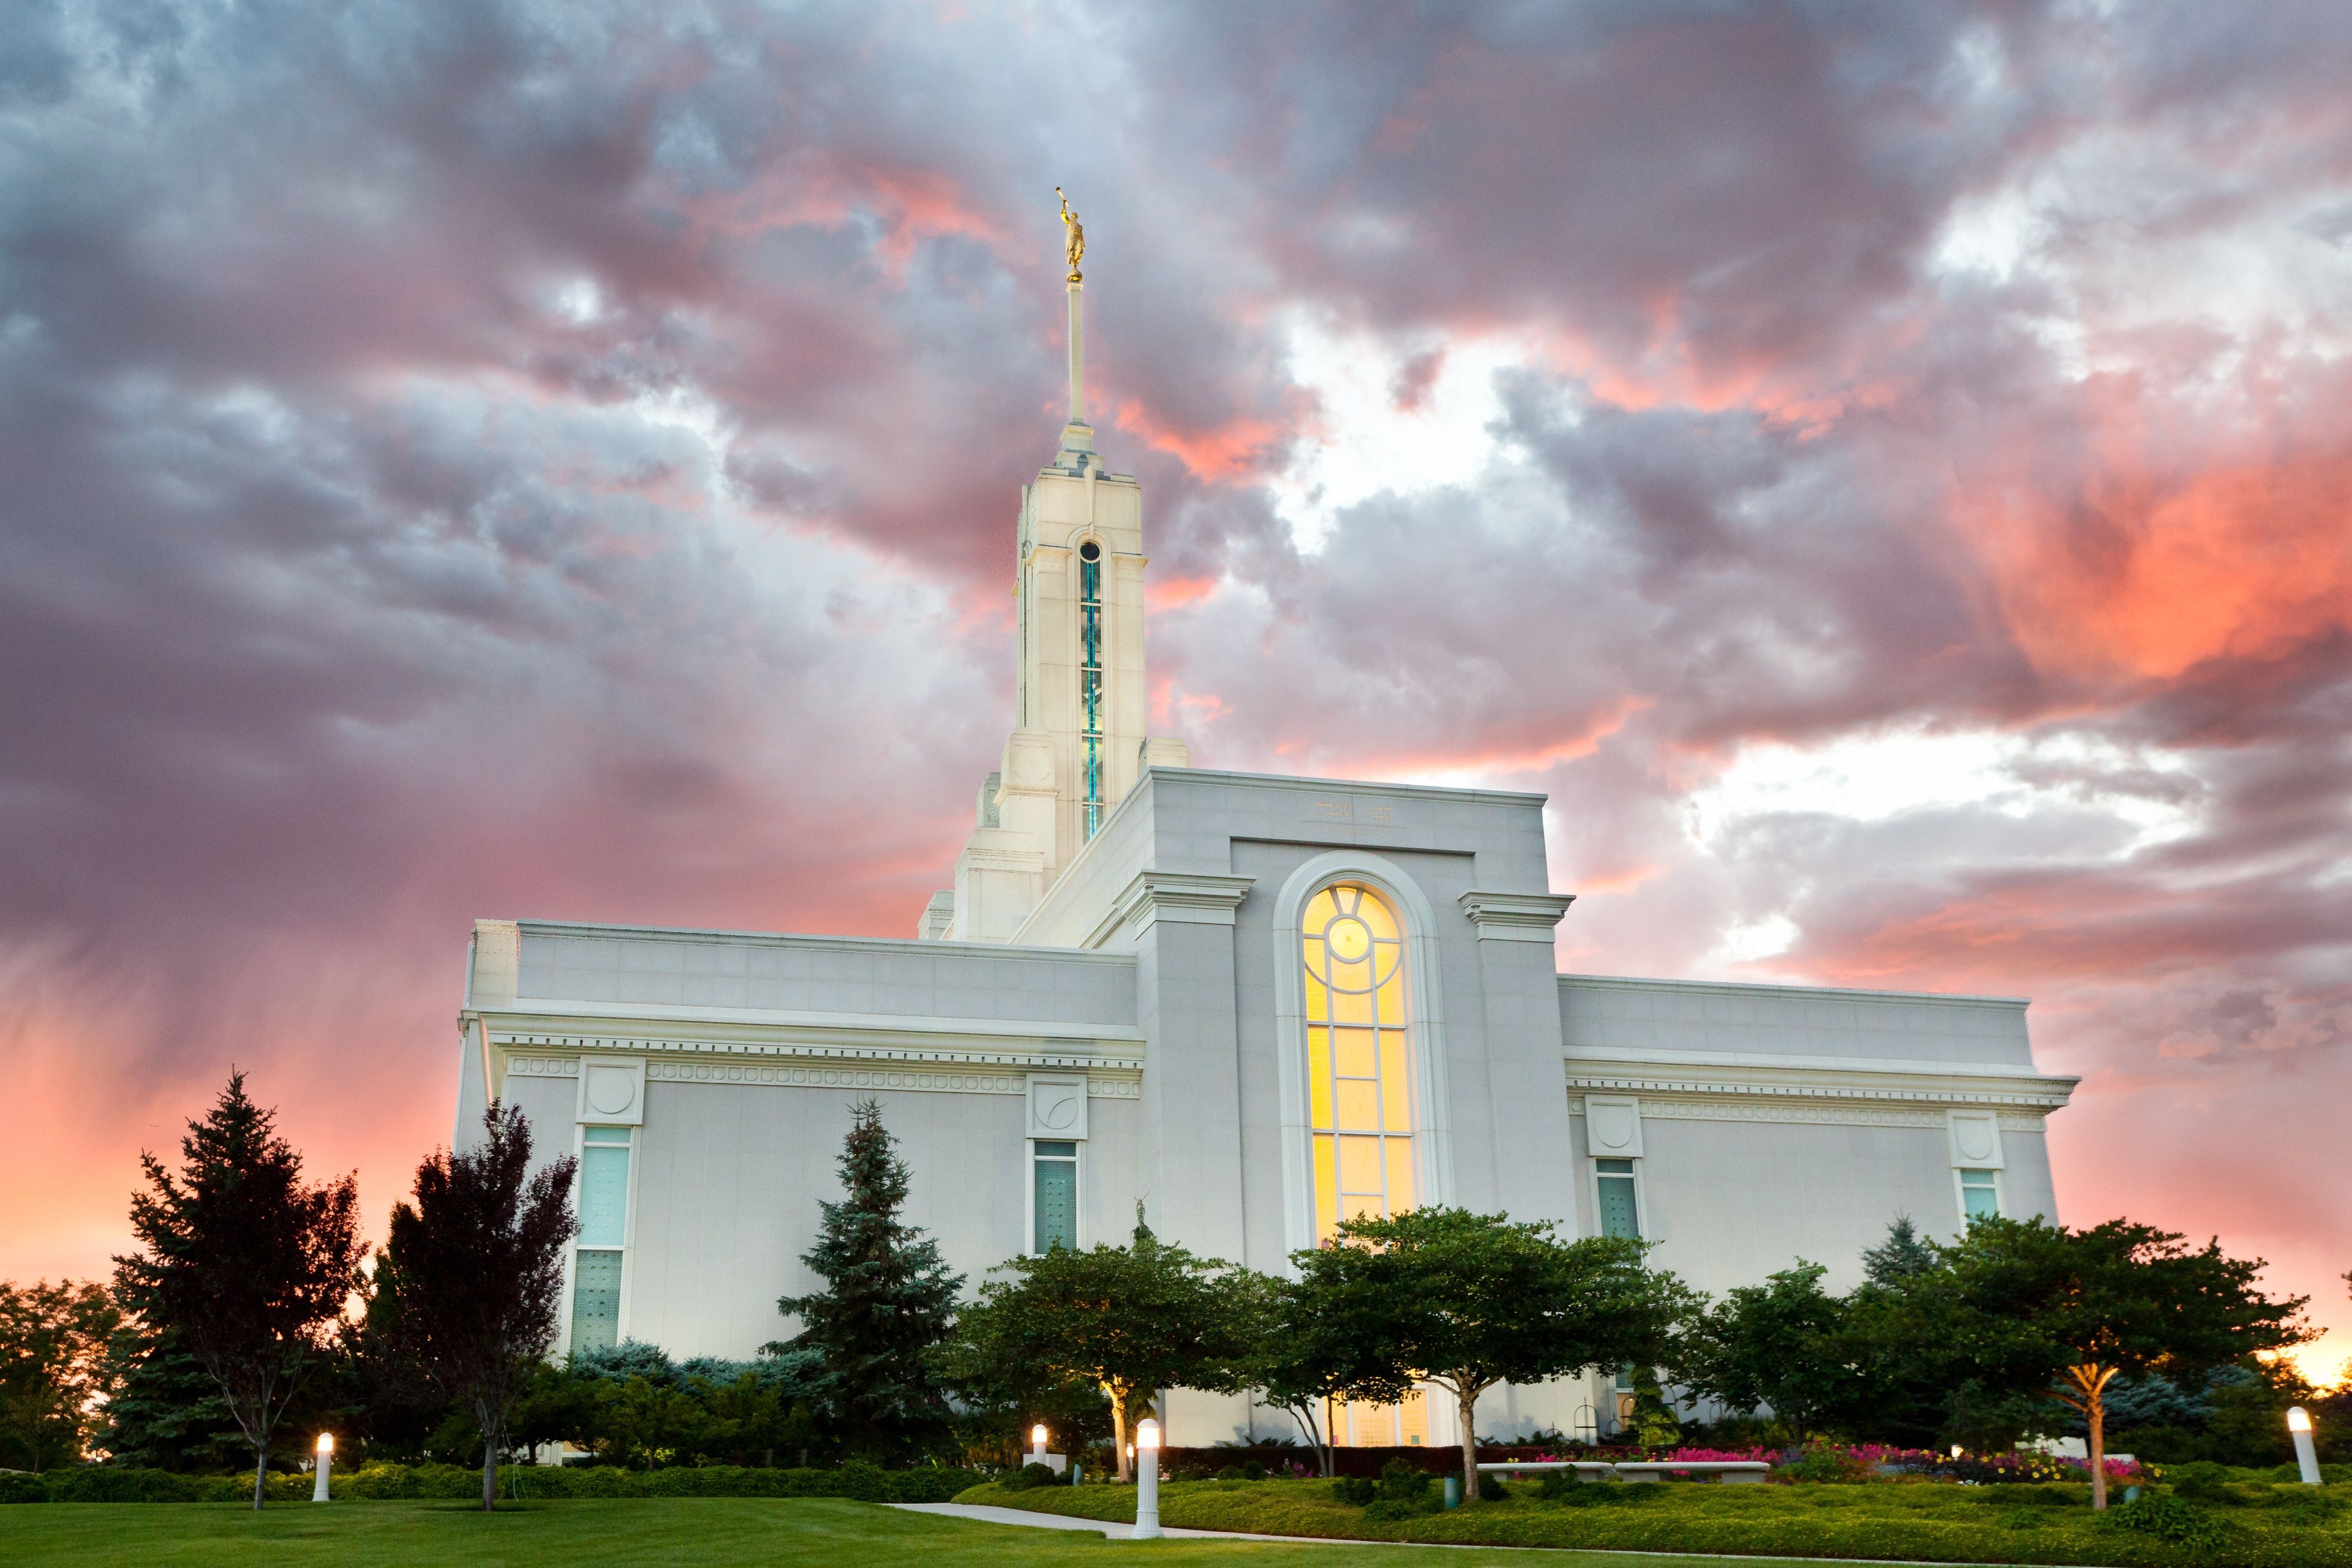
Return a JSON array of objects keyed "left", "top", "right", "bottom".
[
  {"left": 1057, "top": 186, "right": 1085, "bottom": 284},
  {"left": 1056, "top": 188, "right": 1088, "bottom": 440}
]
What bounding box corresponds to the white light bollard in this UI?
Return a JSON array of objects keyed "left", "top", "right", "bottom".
[
  {"left": 1131, "top": 1417, "right": 1163, "bottom": 1540},
  {"left": 311, "top": 1433, "right": 333, "bottom": 1502},
  {"left": 1030, "top": 1423, "right": 1050, "bottom": 1469},
  {"left": 2288, "top": 1406, "right": 2322, "bottom": 1486}
]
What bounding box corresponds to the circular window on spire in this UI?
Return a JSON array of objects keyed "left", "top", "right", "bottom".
[{"left": 1079, "top": 541, "right": 1101, "bottom": 562}]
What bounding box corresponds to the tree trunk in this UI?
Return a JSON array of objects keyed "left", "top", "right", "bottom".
[
  {"left": 1284, "top": 1400, "right": 1334, "bottom": 1478},
  {"left": 1457, "top": 1384, "right": 1482, "bottom": 1504},
  {"left": 252, "top": 1444, "right": 269, "bottom": 1510},
  {"left": 1109, "top": 1385, "right": 1131, "bottom": 1483}
]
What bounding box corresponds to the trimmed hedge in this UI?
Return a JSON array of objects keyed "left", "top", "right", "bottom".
[
  {"left": 1162, "top": 1443, "right": 1623, "bottom": 1479},
  {"left": 8, "top": 1461, "right": 984, "bottom": 1504}
]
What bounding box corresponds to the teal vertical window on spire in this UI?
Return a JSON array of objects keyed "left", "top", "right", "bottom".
[{"left": 1078, "top": 543, "right": 1104, "bottom": 837}]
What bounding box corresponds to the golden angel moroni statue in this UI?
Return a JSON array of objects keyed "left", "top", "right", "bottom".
[{"left": 1057, "top": 186, "right": 1085, "bottom": 282}]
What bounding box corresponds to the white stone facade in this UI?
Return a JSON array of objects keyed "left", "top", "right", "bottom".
[{"left": 451, "top": 274, "right": 2076, "bottom": 1450}]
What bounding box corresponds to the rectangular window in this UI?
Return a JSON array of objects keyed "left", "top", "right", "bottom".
[
  {"left": 1033, "top": 1140, "right": 1078, "bottom": 1253},
  {"left": 569, "top": 1250, "right": 622, "bottom": 1353},
  {"left": 1958, "top": 1167, "right": 2001, "bottom": 1223},
  {"left": 1595, "top": 1158, "right": 1641, "bottom": 1240},
  {"left": 578, "top": 1128, "right": 631, "bottom": 1247},
  {"left": 571, "top": 1126, "right": 631, "bottom": 1354}
]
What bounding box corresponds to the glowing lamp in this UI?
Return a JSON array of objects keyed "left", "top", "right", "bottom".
[
  {"left": 1950, "top": 1444, "right": 1962, "bottom": 1459},
  {"left": 316, "top": 1433, "right": 334, "bottom": 1456},
  {"left": 1033, "top": 1424, "right": 1049, "bottom": 1448},
  {"left": 311, "top": 1432, "right": 334, "bottom": 1502},
  {"left": 2288, "top": 1406, "right": 2321, "bottom": 1485},
  {"left": 1132, "top": 1417, "right": 1163, "bottom": 1539}
]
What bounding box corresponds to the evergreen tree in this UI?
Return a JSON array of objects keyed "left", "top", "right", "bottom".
[
  {"left": 769, "top": 1100, "right": 962, "bottom": 1461},
  {"left": 1862, "top": 1216, "right": 1937, "bottom": 1286},
  {"left": 94, "top": 1319, "right": 244, "bottom": 1472},
  {"left": 112, "top": 1072, "right": 365, "bottom": 1508}
]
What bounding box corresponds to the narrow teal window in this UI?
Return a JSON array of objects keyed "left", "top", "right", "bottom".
[
  {"left": 579, "top": 1130, "right": 631, "bottom": 1247},
  {"left": 569, "top": 1250, "right": 622, "bottom": 1352},
  {"left": 1078, "top": 543, "right": 1104, "bottom": 837},
  {"left": 1033, "top": 1140, "right": 1078, "bottom": 1252},
  {"left": 1959, "top": 1168, "right": 2000, "bottom": 1222},
  {"left": 1595, "top": 1158, "right": 1640, "bottom": 1240}
]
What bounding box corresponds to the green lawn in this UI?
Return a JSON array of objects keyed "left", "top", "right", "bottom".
[
  {"left": 960, "top": 1475, "right": 2352, "bottom": 1567},
  {"left": 0, "top": 1496, "right": 1754, "bottom": 1568}
]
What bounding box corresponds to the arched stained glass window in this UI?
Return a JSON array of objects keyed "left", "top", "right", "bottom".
[{"left": 1302, "top": 882, "right": 1414, "bottom": 1245}]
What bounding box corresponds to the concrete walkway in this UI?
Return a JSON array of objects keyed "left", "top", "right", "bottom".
[{"left": 890, "top": 1501, "right": 1251, "bottom": 1540}]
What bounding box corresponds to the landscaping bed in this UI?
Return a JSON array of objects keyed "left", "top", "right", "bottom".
[{"left": 954, "top": 1472, "right": 2352, "bottom": 1566}]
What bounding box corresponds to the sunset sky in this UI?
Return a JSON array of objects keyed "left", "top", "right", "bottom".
[{"left": 3, "top": 3, "right": 2348, "bottom": 1381}]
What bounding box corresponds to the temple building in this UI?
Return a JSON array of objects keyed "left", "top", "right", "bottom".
[{"left": 453, "top": 205, "right": 2076, "bottom": 1447}]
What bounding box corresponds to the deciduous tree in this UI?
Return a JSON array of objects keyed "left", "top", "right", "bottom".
[
  {"left": 0, "top": 1280, "right": 119, "bottom": 1471},
  {"left": 1225, "top": 1268, "right": 1349, "bottom": 1477},
  {"left": 1676, "top": 1262, "right": 1858, "bottom": 1437},
  {"left": 382, "top": 1101, "right": 578, "bottom": 1512},
  {"left": 112, "top": 1072, "right": 364, "bottom": 1509},
  {"left": 1928, "top": 1217, "right": 2310, "bottom": 1509},
  {"left": 1292, "top": 1207, "right": 1692, "bottom": 1502},
  {"left": 950, "top": 1205, "right": 1234, "bottom": 1482}
]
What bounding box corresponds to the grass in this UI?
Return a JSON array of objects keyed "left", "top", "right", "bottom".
[
  {"left": 959, "top": 1475, "right": 2352, "bottom": 1566},
  {"left": 0, "top": 1496, "right": 1784, "bottom": 1568}
]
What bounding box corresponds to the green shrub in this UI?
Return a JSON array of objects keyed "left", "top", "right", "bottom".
[
  {"left": 2109, "top": 1492, "right": 2230, "bottom": 1553},
  {"left": 1332, "top": 1476, "right": 1376, "bottom": 1506},
  {"left": 0, "top": 1474, "right": 48, "bottom": 1504},
  {"left": 1363, "top": 1494, "right": 1439, "bottom": 1522},
  {"left": 1215, "top": 1461, "right": 1267, "bottom": 1482},
  {"left": 888, "top": 1468, "right": 986, "bottom": 1504},
  {"left": 1536, "top": 1469, "right": 1581, "bottom": 1501},
  {"left": 43, "top": 1468, "right": 209, "bottom": 1502},
  {"left": 1376, "top": 1458, "right": 1433, "bottom": 1501},
  {"left": 1480, "top": 1476, "right": 1511, "bottom": 1502},
  {"left": 1003, "top": 1463, "right": 1061, "bottom": 1491}
]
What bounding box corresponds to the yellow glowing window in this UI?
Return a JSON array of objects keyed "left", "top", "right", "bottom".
[{"left": 1303, "top": 883, "right": 1414, "bottom": 1245}]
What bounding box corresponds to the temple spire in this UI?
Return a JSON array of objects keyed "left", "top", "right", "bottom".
[{"left": 1057, "top": 187, "right": 1091, "bottom": 454}]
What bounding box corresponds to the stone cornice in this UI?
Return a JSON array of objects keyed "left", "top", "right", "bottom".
[
  {"left": 1564, "top": 1051, "right": 2075, "bottom": 1112},
  {"left": 1155, "top": 767, "right": 1550, "bottom": 809},
  {"left": 1573, "top": 1097, "right": 2051, "bottom": 1132},
  {"left": 499, "top": 1054, "right": 1142, "bottom": 1100},
  {"left": 1560, "top": 971, "right": 2029, "bottom": 1009},
  {"left": 1087, "top": 871, "right": 1256, "bottom": 949},
  {"left": 1458, "top": 890, "right": 1577, "bottom": 941},
  {"left": 511, "top": 919, "right": 1128, "bottom": 965},
  {"left": 469, "top": 1003, "right": 1144, "bottom": 1077}
]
